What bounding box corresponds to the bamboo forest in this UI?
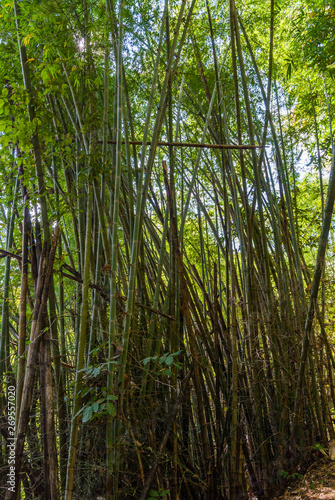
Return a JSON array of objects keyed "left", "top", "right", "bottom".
[{"left": 1, "top": 0, "right": 335, "bottom": 498}]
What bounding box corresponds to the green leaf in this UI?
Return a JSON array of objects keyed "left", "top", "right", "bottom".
[
  {"left": 80, "top": 386, "right": 92, "bottom": 397},
  {"left": 165, "top": 355, "right": 174, "bottom": 366},
  {"left": 106, "top": 403, "right": 116, "bottom": 416},
  {"left": 92, "top": 401, "right": 99, "bottom": 413},
  {"left": 159, "top": 353, "right": 168, "bottom": 364},
  {"left": 142, "top": 356, "right": 157, "bottom": 365},
  {"left": 161, "top": 369, "right": 173, "bottom": 376},
  {"left": 173, "top": 362, "right": 183, "bottom": 370},
  {"left": 82, "top": 405, "right": 93, "bottom": 423}
]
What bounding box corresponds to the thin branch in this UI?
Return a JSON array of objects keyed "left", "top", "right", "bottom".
[
  {"left": 0, "top": 249, "right": 22, "bottom": 260},
  {"left": 98, "top": 139, "right": 263, "bottom": 150}
]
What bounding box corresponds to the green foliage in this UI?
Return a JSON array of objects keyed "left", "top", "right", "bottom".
[
  {"left": 80, "top": 394, "right": 117, "bottom": 423},
  {"left": 75, "top": 384, "right": 118, "bottom": 423},
  {"left": 280, "top": 470, "right": 303, "bottom": 482},
  {"left": 313, "top": 442, "right": 326, "bottom": 452},
  {"left": 298, "top": 3, "right": 335, "bottom": 73},
  {"left": 141, "top": 350, "right": 183, "bottom": 376},
  {"left": 148, "top": 488, "right": 170, "bottom": 500}
]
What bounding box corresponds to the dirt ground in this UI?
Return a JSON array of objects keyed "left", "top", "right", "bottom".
[{"left": 273, "top": 457, "right": 335, "bottom": 499}]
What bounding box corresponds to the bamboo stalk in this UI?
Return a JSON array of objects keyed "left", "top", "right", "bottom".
[
  {"left": 293, "top": 147, "right": 335, "bottom": 436},
  {"left": 5, "top": 227, "right": 60, "bottom": 500},
  {"left": 163, "top": 160, "right": 210, "bottom": 468},
  {"left": 106, "top": 2, "right": 124, "bottom": 494},
  {"left": 65, "top": 176, "right": 93, "bottom": 499}
]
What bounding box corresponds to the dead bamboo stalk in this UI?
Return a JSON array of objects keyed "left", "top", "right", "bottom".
[{"left": 5, "top": 226, "right": 60, "bottom": 500}]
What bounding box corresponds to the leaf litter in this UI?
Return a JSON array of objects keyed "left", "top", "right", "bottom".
[{"left": 273, "top": 458, "right": 335, "bottom": 500}]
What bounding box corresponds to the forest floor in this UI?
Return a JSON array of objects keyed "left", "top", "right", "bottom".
[{"left": 273, "top": 457, "right": 335, "bottom": 499}]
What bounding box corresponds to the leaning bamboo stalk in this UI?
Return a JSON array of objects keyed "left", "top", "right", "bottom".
[
  {"left": 323, "top": 75, "right": 334, "bottom": 151},
  {"left": 51, "top": 152, "right": 69, "bottom": 492},
  {"left": 5, "top": 226, "right": 60, "bottom": 500},
  {"left": 64, "top": 176, "right": 93, "bottom": 500},
  {"left": 309, "top": 81, "right": 326, "bottom": 323},
  {"left": 38, "top": 316, "right": 60, "bottom": 499},
  {"left": 238, "top": 14, "right": 306, "bottom": 307},
  {"left": 293, "top": 147, "right": 335, "bottom": 435},
  {"left": 230, "top": 9, "right": 271, "bottom": 477},
  {"left": 58, "top": 55, "right": 89, "bottom": 155},
  {"left": 14, "top": 0, "right": 50, "bottom": 244},
  {"left": 106, "top": 1, "right": 124, "bottom": 495},
  {"left": 140, "top": 207, "right": 170, "bottom": 397},
  {"left": 232, "top": 0, "right": 271, "bottom": 299},
  {"left": 0, "top": 176, "right": 19, "bottom": 383},
  {"left": 163, "top": 160, "right": 210, "bottom": 468},
  {"left": 16, "top": 167, "right": 29, "bottom": 423},
  {"left": 228, "top": 211, "right": 240, "bottom": 499},
  {"left": 116, "top": 0, "right": 177, "bottom": 413},
  {"left": 13, "top": 16, "right": 64, "bottom": 492},
  {"left": 179, "top": 72, "right": 218, "bottom": 235}
]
